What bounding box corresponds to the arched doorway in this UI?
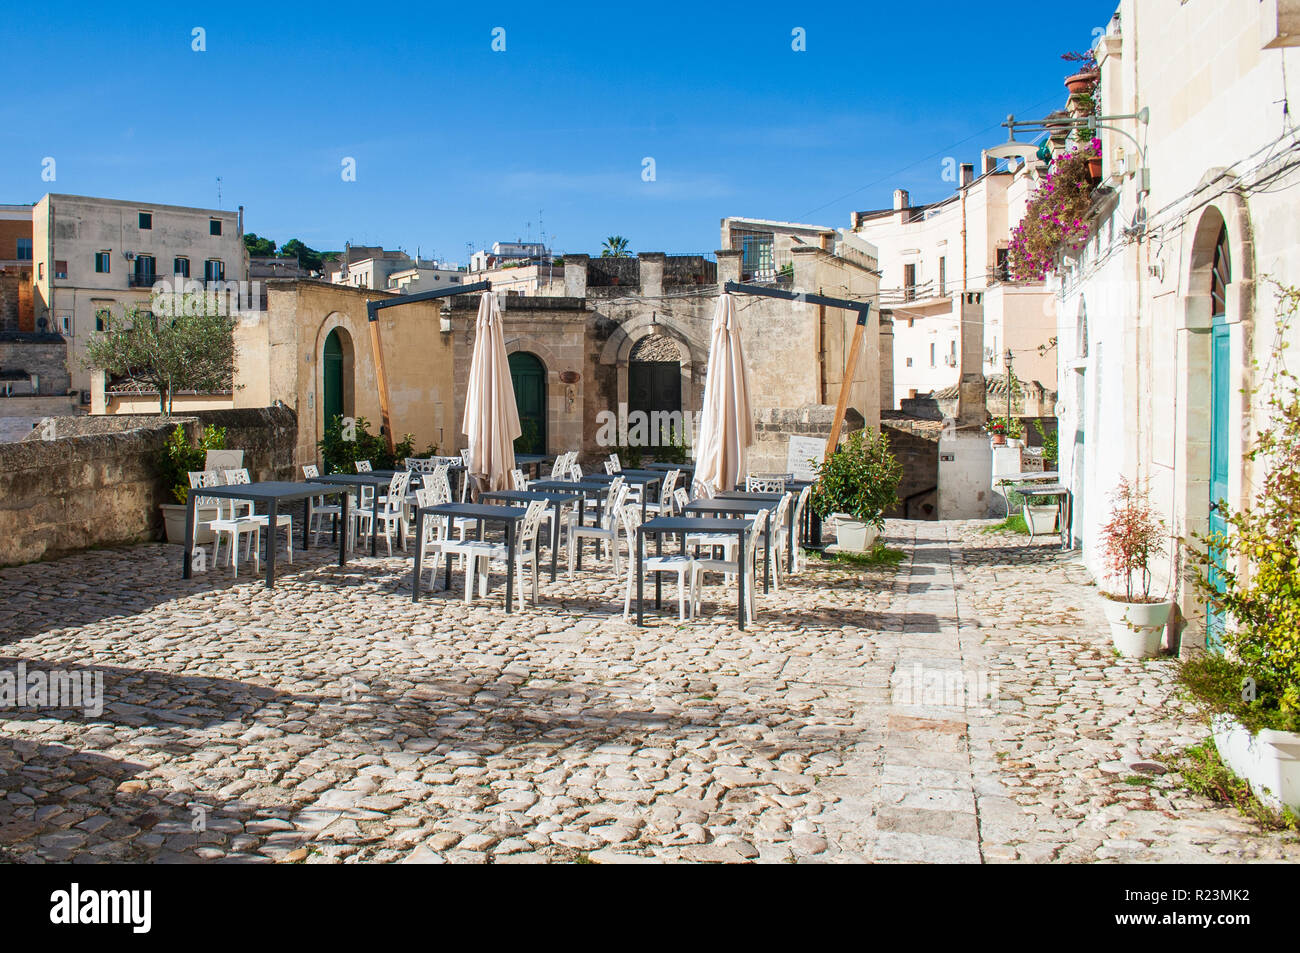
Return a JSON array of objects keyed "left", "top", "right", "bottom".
[
  {"left": 1207, "top": 223, "right": 1232, "bottom": 649},
  {"left": 509, "top": 351, "right": 547, "bottom": 454},
  {"left": 323, "top": 328, "right": 347, "bottom": 429},
  {"left": 629, "top": 333, "right": 682, "bottom": 447}
]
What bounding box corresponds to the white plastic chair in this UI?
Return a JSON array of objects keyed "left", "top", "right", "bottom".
[
  {"left": 413, "top": 485, "right": 476, "bottom": 590},
  {"left": 461, "top": 499, "right": 549, "bottom": 609},
  {"left": 747, "top": 474, "right": 788, "bottom": 493},
  {"left": 694, "top": 509, "right": 768, "bottom": 624},
  {"left": 565, "top": 480, "right": 627, "bottom": 577},
  {"left": 302, "top": 464, "right": 343, "bottom": 546},
  {"left": 620, "top": 503, "right": 697, "bottom": 621},
  {"left": 653, "top": 469, "right": 681, "bottom": 517},
  {"left": 789, "top": 485, "right": 813, "bottom": 574},
  {"left": 224, "top": 468, "right": 293, "bottom": 566},
  {"left": 768, "top": 492, "right": 793, "bottom": 591},
  {"left": 607, "top": 453, "right": 622, "bottom": 473},
  {"left": 354, "top": 470, "right": 411, "bottom": 555},
  {"left": 192, "top": 470, "right": 262, "bottom": 576},
  {"left": 355, "top": 460, "right": 373, "bottom": 472}
]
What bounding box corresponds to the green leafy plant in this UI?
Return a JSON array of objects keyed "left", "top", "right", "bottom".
[
  {"left": 1167, "top": 738, "right": 1299, "bottom": 831},
  {"left": 601, "top": 236, "right": 630, "bottom": 258},
  {"left": 810, "top": 428, "right": 903, "bottom": 528},
  {"left": 1033, "top": 419, "right": 1059, "bottom": 466},
  {"left": 1192, "top": 279, "right": 1300, "bottom": 716},
  {"left": 317, "top": 414, "right": 420, "bottom": 473},
  {"left": 1100, "top": 478, "right": 1167, "bottom": 603},
  {"left": 985, "top": 415, "right": 1023, "bottom": 438},
  {"left": 156, "top": 423, "right": 227, "bottom": 504},
  {"left": 514, "top": 417, "right": 542, "bottom": 454},
  {"left": 1007, "top": 138, "right": 1101, "bottom": 281},
  {"left": 654, "top": 422, "right": 690, "bottom": 465}
]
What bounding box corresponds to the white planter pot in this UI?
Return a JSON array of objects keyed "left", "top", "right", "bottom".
[
  {"left": 161, "top": 503, "right": 216, "bottom": 544},
  {"left": 832, "top": 515, "right": 878, "bottom": 553},
  {"left": 1101, "top": 598, "right": 1172, "bottom": 657},
  {"left": 1022, "top": 504, "right": 1058, "bottom": 536},
  {"left": 1007, "top": 437, "right": 1024, "bottom": 449},
  {"left": 1212, "top": 714, "right": 1300, "bottom": 812}
]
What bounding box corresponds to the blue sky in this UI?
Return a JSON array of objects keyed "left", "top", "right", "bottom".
[{"left": 1, "top": 1, "right": 1114, "bottom": 262}]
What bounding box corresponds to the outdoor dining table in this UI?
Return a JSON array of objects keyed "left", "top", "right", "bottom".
[
  {"left": 513, "top": 453, "right": 552, "bottom": 480},
  {"left": 478, "top": 489, "right": 578, "bottom": 582},
  {"left": 994, "top": 470, "right": 1061, "bottom": 518},
  {"left": 586, "top": 470, "right": 663, "bottom": 521},
  {"left": 310, "top": 472, "right": 396, "bottom": 555},
  {"left": 636, "top": 516, "right": 752, "bottom": 630},
  {"left": 716, "top": 489, "right": 797, "bottom": 573},
  {"left": 181, "top": 481, "right": 350, "bottom": 589},
  {"left": 683, "top": 497, "right": 778, "bottom": 592},
  {"left": 412, "top": 502, "right": 528, "bottom": 609},
  {"left": 643, "top": 462, "right": 693, "bottom": 475},
  {"left": 1012, "top": 482, "right": 1071, "bottom": 549},
  {"left": 521, "top": 479, "right": 611, "bottom": 569}
]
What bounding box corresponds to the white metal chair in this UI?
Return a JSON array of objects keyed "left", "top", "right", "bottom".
[
  {"left": 619, "top": 503, "right": 697, "bottom": 621},
  {"left": 565, "top": 480, "right": 627, "bottom": 577},
  {"left": 353, "top": 470, "right": 411, "bottom": 555},
  {"left": 694, "top": 509, "right": 768, "bottom": 624},
  {"left": 302, "top": 464, "right": 344, "bottom": 546},
  {"left": 224, "top": 468, "right": 293, "bottom": 566},
  {"left": 460, "top": 499, "right": 549, "bottom": 609}
]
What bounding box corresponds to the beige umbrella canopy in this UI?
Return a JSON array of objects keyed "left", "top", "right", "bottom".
[
  {"left": 692, "top": 292, "right": 754, "bottom": 496},
  {"left": 461, "top": 293, "right": 520, "bottom": 494}
]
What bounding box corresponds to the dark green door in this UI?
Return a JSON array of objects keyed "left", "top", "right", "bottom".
[
  {"left": 1207, "top": 227, "right": 1231, "bottom": 650},
  {"left": 323, "top": 328, "right": 344, "bottom": 436},
  {"left": 509, "top": 351, "right": 546, "bottom": 454},
  {"left": 629, "top": 361, "right": 681, "bottom": 422}
]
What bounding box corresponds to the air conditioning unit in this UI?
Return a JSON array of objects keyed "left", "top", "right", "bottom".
[{"left": 124, "top": 251, "right": 135, "bottom": 260}]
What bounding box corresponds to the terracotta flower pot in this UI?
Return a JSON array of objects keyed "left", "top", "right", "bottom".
[
  {"left": 1088, "top": 157, "right": 1103, "bottom": 180},
  {"left": 1066, "top": 69, "right": 1099, "bottom": 94},
  {"left": 991, "top": 433, "right": 1006, "bottom": 446}
]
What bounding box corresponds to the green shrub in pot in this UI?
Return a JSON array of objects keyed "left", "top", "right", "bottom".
[{"left": 811, "top": 428, "right": 902, "bottom": 550}]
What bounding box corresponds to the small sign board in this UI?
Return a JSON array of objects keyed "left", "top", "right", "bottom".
[{"left": 786, "top": 436, "right": 825, "bottom": 481}]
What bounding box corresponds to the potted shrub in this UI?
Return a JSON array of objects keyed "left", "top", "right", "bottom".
[
  {"left": 1187, "top": 280, "right": 1300, "bottom": 810},
  {"left": 156, "top": 423, "right": 227, "bottom": 544},
  {"left": 1098, "top": 478, "right": 1173, "bottom": 657},
  {"left": 987, "top": 421, "right": 1006, "bottom": 446},
  {"left": 811, "top": 428, "right": 902, "bottom": 552}
]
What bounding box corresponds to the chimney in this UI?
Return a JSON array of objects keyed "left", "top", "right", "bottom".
[
  {"left": 982, "top": 151, "right": 998, "bottom": 175},
  {"left": 893, "top": 189, "right": 910, "bottom": 210},
  {"left": 960, "top": 163, "right": 975, "bottom": 187}
]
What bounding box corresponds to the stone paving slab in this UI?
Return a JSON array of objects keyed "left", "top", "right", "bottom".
[{"left": 0, "top": 518, "right": 1297, "bottom": 864}]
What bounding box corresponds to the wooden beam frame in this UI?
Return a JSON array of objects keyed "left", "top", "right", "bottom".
[
  {"left": 721, "top": 280, "right": 872, "bottom": 457},
  {"left": 364, "top": 281, "right": 491, "bottom": 454}
]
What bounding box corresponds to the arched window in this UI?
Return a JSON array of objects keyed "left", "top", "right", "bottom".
[{"left": 1211, "top": 225, "right": 1230, "bottom": 319}]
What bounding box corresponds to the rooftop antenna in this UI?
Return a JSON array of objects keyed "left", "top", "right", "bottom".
[{"left": 216, "top": 176, "right": 223, "bottom": 209}]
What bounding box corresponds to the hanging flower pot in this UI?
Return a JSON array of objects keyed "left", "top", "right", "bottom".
[
  {"left": 1065, "top": 69, "right": 1098, "bottom": 94},
  {"left": 1087, "top": 156, "right": 1103, "bottom": 180}
]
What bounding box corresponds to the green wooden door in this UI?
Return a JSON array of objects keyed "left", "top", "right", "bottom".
[
  {"left": 323, "top": 329, "right": 344, "bottom": 456},
  {"left": 1207, "top": 227, "right": 1231, "bottom": 650},
  {"left": 509, "top": 352, "right": 546, "bottom": 454}
]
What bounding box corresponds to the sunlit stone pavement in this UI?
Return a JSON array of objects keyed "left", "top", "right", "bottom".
[{"left": 1, "top": 519, "right": 1297, "bottom": 863}]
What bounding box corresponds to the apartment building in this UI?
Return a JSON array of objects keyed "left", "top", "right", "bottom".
[
  {"left": 31, "top": 194, "right": 246, "bottom": 398},
  {"left": 0, "top": 204, "right": 35, "bottom": 332},
  {"left": 851, "top": 165, "right": 1056, "bottom": 409},
  {"left": 469, "top": 241, "right": 547, "bottom": 273}
]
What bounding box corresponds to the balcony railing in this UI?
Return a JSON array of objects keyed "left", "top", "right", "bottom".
[{"left": 128, "top": 273, "right": 160, "bottom": 288}]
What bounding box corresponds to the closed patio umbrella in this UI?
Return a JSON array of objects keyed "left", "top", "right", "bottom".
[
  {"left": 692, "top": 292, "right": 754, "bottom": 496},
  {"left": 461, "top": 292, "right": 520, "bottom": 494}
]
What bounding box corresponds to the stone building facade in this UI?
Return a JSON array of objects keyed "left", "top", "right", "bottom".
[{"left": 229, "top": 242, "right": 884, "bottom": 474}]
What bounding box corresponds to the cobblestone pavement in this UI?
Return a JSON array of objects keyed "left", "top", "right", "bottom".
[{"left": 1, "top": 519, "right": 1296, "bottom": 863}]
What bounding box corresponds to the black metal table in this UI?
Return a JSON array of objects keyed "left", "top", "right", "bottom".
[
  {"left": 684, "top": 497, "right": 776, "bottom": 592},
  {"left": 182, "top": 481, "right": 349, "bottom": 589},
  {"left": 312, "top": 472, "right": 397, "bottom": 555},
  {"left": 1013, "top": 482, "right": 1071, "bottom": 549},
  {"left": 479, "top": 489, "right": 576, "bottom": 582},
  {"left": 513, "top": 454, "right": 552, "bottom": 480},
  {"left": 586, "top": 470, "right": 663, "bottom": 521},
  {"left": 717, "top": 490, "right": 797, "bottom": 572},
  {"left": 643, "top": 462, "right": 693, "bottom": 474},
  {"left": 412, "top": 502, "right": 528, "bottom": 609},
  {"left": 637, "top": 516, "right": 750, "bottom": 629}
]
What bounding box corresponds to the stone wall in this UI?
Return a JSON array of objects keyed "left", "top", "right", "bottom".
[
  {"left": 0, "top": 268, "right": 35, "bottom": 332},
  {"left": 882, "top": 421, "right": 940, "bottom": 520},
  {"left": 0, "top": 332, "right": 71, "bottom": 395},
  {"left": 0, "top": 405, "right": 296, "bottom": 566},
  {"left": 748, "top": 404, "right": 863, "bottom": 474}
]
